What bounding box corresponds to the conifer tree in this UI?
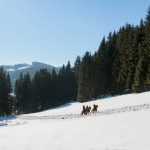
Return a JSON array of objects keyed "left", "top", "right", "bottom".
[
  {"left": 77, "top": 52, "right": 95, "bottom": 102},
  {"left": 22, "top": 73, "right": 32, "bottom": 113},
  {"left": 125, "top": 26, "right": 135, "bottom": 92},
  {"left": 15, "top": 73, "right": 24, "bottom": 113},
  {"left": 32, "top": 71, "right": 41, "bottom": 112},
  {"left": 15, "top": 73, "right": 32, "bottom": 113},
  {"left": 133, "top": 57, "right": 146, "bottom": 92},
  {"left": 51, "top": 68, "right": 58, "bottom": 105},
  {"left": 144, "top": 7, "right": 150, "bottom": 89},
  {"left": 0, "top": 67, "right": 12, "bottom": 116},
  {"left": 132, "top": 20, "right": 145, "bottom": 92},
  {"left": 94, "top": 37, "right": 107, "bottom": 96},
  {"left": 74, "top": 56, "right": 81, "bottom": 78}
]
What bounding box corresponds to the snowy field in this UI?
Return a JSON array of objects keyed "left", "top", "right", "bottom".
[{"left": 0, "top": 92, "right": 150, "bottom": 150}]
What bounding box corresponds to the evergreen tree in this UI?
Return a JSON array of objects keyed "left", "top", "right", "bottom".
[
  {"left": 106, "top": 31, "right": 118, "bottom": 93},
  {"left": 74, "top": 56, "right": 81, "bottom": 78},
  {"left": 15, "top": 73, "right": 32, "bottom": 114},
  {"left": 38, "top": 69, "right": 52, "bottom": 110},
  {"left": 145, "top": 64, "right": 150, "bottom": 90},
  {"left": 125, "top": 26, "right": 135, "bottom": 92},
  {"left": 22, "top": 73, "right": 32, "bottom": 113},
  {"left": 0, "top": 67, "right": 12, "bottom": 116},
  {"left": 94, "top": 37, "right": 108, "bottom": 96},
  {"left": 144, "top": 7, "right": 150, "bottom": 89},
  {"left": 77, "top": 52, "right": 95, "bottom": 102},
  {"left": 133, "top": 57, "right": 146, "bottom": 92},
  {"left": 32, "top": 71, "right": 41, "bottom": 112},
  {"left": 67, "top": 61, "right": 78, "bottom": 100},
  {"left": 132, "top": 20, "right": 145, "bottom": 92},
  {"left": 51, "top": 68, "right": 58, "bottom": 106},
  {"left": 15, "top": 73, "right": 24, "bottom": 113}
]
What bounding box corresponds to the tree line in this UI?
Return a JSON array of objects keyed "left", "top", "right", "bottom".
[
  {"left": 76, "top": 7, "right": 150, "bottom": 102},
  {"left": 14, "top": 61, "right": 77, "bottom": 114},
  {"left": 0, "top": 67, "right": 13, "bottom": 116},
  {"left": 0, "top": 7, "right": 150, "bottom": 116},
  {"left": 0, "top": 62, "right": 77, "bottom": 116}
]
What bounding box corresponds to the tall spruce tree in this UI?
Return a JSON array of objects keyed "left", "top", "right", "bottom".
[
  {"left": 0, "top": 67, "right": 12, "bottom": 116},
  {"left": 32, "top": 71, "right": 41, "bottom": 112},
  {"left": 22, "top": 73, "right": 32, "bottom": 113},
  {"left": 132, "top": 20, "right": 145, "bottom": 92},
  {"left": 77, "top": 52, "right": 95, "bottom": 102},
  {"left": 94, "top": 37, "right": 108, "bottom": 96},
  {"left": 51, "top": 68, "right": 58, "bottom": 106},
  {"left": 144, "top": 7, "right": 150, "bottom": 89},
  {"left": 15, "top": 73, "right": 32, "bottom": 114}
]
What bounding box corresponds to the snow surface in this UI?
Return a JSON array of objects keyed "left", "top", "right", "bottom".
[
  {"left": 0, "top": 92, "right": 150, "bottom": 150},
  {"left": 6, "top": 66, "right": 31, "bottom": 72},
  {"left": 6, "top": 68, "right": 15, "bottom": 72},
  {"left": 17, "top": 66, "right": 31, "bottom": 70}
]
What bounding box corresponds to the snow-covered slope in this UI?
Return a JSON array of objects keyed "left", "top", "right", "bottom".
[
  {"left": 6, "top": 66, "right": 31, "bottom": 72},
  {"left": 0, "top": 92, "right": 150, "bottom": 150}
]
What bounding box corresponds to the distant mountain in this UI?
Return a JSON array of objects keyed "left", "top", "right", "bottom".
[{"left": 2, "top": 62, "right": 61, "bottom": 90}]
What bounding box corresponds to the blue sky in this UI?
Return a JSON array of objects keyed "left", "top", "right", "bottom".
[{"left": 0, "top": 0, "right": 149, "bottom": 67}]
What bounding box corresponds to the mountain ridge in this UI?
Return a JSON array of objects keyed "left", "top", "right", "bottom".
[{"left": 1, "top": 61, "right": 61, "bottom": 89}]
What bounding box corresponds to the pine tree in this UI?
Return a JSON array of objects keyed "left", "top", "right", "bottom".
[
  {"left": 0, "top": 67, "right": 12, "bottom": 116},
  {"left": 58, "top": 65, "right": 66, "bottom": 104},
  {"left": 77, "top": 52, "right": 95, "bottom": 102},
  {"left": 125, "top": 26, "right": 135, "bottom": 93},
  {"left": 38, "top": 69, "right": 52, "bottom": 109},
  {"left": 145, "top": 64, "right": 150, "bottom": 90},
  {"left": 22, "top": 73, "right": 32, "bottom": 113},
  {"left": 32, "top": 71, "right": 41, "bottom": 112},
  {"left": 106, "top": 31, "right": 117, "bottom": 94},
  {"left": 14, "top": 73, "right": 32, "bottom": 114},
  {"left": 74, "top": 56, "right": 81, "bottom": 78},
  {"left": 144, "top": 7, "right": 150, "bottom": 89},
  {"left": 133, "top": 56, "right": 146, "bottom": 92},
  {"left": 95, "top": 36, "right": 114, "bottom": 96},
  {"left": 132, "top": 20, "right": 145, "bottom": 92},
  {"left": 51, "top": 68, "right": 58, "bottom": 106},
  {"left": 15, "top": 73, "right": 24, "bottom": 113},
  {"left": 77, "top": 66, "right": 85, "bottom": 102}
]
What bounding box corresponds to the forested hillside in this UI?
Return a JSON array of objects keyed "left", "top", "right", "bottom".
[{"left": 76, "top": 7, "right": 150, "bottom": 102}]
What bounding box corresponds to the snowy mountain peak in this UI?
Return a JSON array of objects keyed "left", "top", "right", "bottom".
[{"left": 6, "top": 65, "right": 31, "bottom": 72}]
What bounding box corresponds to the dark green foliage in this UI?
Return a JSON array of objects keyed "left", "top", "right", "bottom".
[
  {"left": 94, "top": 37, "right": 108, "bottom": 96},
  {"left": 15, "top": 73, "right": 32, "bottom": 113},
  {"left": 144, "top": 7, "right": 150, "bottom": 89},
  {"left": 77, "top": 52, "right": 95, "bottom": 102},
  {"left": 132, "top": 57, "right": 146, "bottom": 92},
  {"left": 14, "top": 63, "right": 77, "bottom": 114},
  {"left": 145, "top": 64, "right": 150, "bottom": 90},
  {"left": 74, "top": 56, "right": 81, "bottom": 81},
  {"left": 77, "top": 6, "right": 150, "bottom": 101},
  {"left": 58, "top": 62, "right": 77, "bottom": 103},
  {"left": 0, "top": 67, "right": 12, "bottom": 116}
]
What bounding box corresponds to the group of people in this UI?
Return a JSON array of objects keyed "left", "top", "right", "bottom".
[{"left": 80, "top": 104, "right": 98, "bottom": 115}]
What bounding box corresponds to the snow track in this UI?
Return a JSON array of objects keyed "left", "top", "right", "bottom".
[
  {"left": 19, "top": 103, "right": 150, "bottom": 120},
  {"left": 1, "top": 103, "right": 150, "bottom": 127}
]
